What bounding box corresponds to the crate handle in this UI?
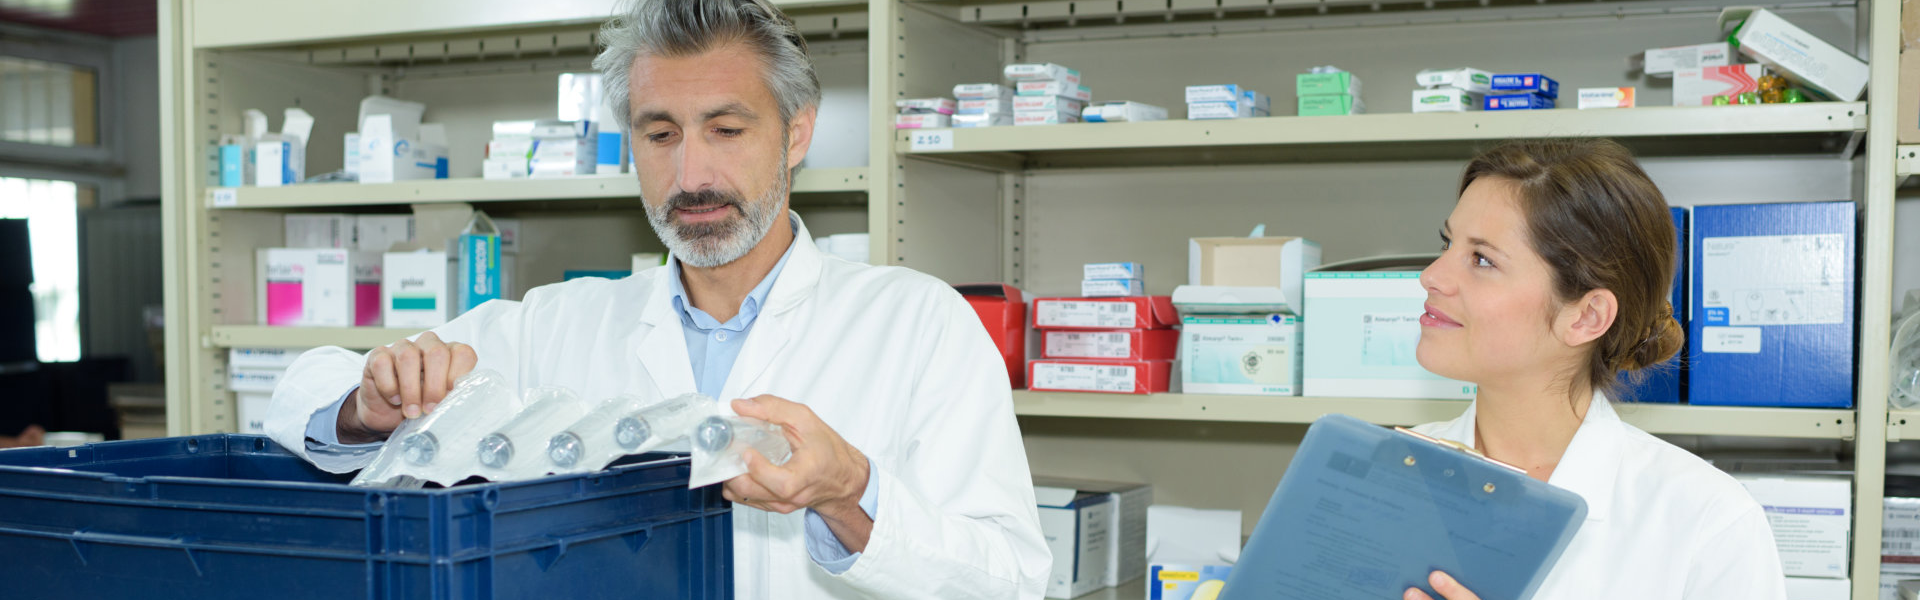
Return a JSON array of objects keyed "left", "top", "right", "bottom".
[
  {"left": 69, "top": 531, "right": 207, "bottom": 576},
  {"left": 529, "top": 526, "right": 653, "bottom": 572}
]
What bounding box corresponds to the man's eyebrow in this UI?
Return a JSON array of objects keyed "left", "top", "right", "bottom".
[
  {"left": 704, "top": 102, "right": 759, "bottom": 123},
  {"left": 633, "top": 110, "right": 676, "bottom": 129}
]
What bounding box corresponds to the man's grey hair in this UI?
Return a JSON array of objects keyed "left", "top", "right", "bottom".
[{"left": 594, "top": 0, "right": 822, "bottom": 131}]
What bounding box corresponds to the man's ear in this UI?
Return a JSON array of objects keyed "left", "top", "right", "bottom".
[
  {"left": 1560, "top": 289, "right": 1617, "bottom": 348},
  {"left": 786, "top": 106, "right": 817, "bottom": 169}
]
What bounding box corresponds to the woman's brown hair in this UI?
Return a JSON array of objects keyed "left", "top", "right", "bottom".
[{"left": 1459, "top": 139, "right": 1685, "bottom": 400}]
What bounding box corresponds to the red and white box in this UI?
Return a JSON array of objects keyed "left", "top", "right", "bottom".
[
  {"left": 1041, "top": 329, "right": 1178, "bottom": 361},
  {"left": 1032, "top": 296, "right": 1177, "bottom": 331},
  {"left": 1028, "top": 359, "right": 1172, "bottom": 395},
  {"left": 958, "top": 283, "right": 1028, "bottom": 389},
  {"left": 1673, "top": 64, "right": 1763, "bottom": 106}
]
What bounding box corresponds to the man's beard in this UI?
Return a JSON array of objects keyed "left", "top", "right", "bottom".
[{"left": 645, "top": 157, "right": 788, "bottom": 269}]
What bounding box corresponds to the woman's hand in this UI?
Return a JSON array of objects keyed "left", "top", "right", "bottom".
[{"left": 1406, "top": 570, "right": 1480, "bottom": 600}]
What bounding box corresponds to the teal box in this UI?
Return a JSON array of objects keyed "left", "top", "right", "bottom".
[
  {"left": 458, "top": 233, "right": 501, "bottom": 312},
  {"left": 1302, "top": 272, "right": 1478, "bottom": 399},
  {"left": 1150, "top": 565, "right": 1232, "bottom": 600},
  {"left": 1180, "top": 313, "right": 1302, "bottom": 396}
]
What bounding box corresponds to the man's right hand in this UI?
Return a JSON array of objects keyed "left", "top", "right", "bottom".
[{"left": 337, "top": 331, "right": 478, "bottom": 444}]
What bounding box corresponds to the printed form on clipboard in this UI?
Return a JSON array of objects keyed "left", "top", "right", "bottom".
[{"left": 1220, "top": 414, "right": 1587, "bottom": 600}]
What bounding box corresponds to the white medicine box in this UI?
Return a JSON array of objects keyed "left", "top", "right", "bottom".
[
  {"left": 383, "top": 251, "right": 450, "bottom": 328},
  {"left": 1734, "top": 474, "right": 1852, "bottom": 579},
  {"left": 1034, "top": 477, "right": 1153, "bottom": 589},
  {"left": 1302, "top": 272, "right": 1478, "bottom": 399},
  {"left": 256, "top": 248, "right": 352, "bottom": 327},
  {"left": 1180, "top": 314, "right": 1302, "bottom": 396},
  {"left": 1035, "top": 485, "right": 1112, "bottom": 599}
]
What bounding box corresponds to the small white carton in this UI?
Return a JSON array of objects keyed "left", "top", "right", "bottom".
[
  {"left": 227, "top": 347, "right": 306, "bottom": 369},
  {"left": 1034, "top": 485, "right": 1113, "bottom": 599},
  {"left": 354, "top": 215, "right": 415, "bottom": 252},
  {"left": 1415, "top": 67, "right": 1494, "bottom": 94},
  {"left": 237, "top": 392, "right": 272, "bottom": 434},
  {"left": 1577, "top": 87, "right": 1637, "bottom": 110},
  {"left": 1004, "top": 63, "right": 1081, "bottom": 85},
  {"left": 1034, "top": 477, "right": 1153, "bottom": 589},
  {"left": 953, "top": 113, "right": 1012, "bottom": 128},
  {"left": 1015, "top": 109, "right": 1082, "bottom": 126},
  {"left": 1735, "top": 473, "right": 1852, "bottom": 579},
  {"left": 895, "top": 113, "right": 951, "bottom": 129},
  {"left": 1721, "top": 8, "right": 1868, "bottom": 101},
  {"left": 1013, "top": 95, "right": 1088, "bottom": 114},
  {"left": 1413, "top": 88, "right": 1477, "bottom": 113},
  {"left": 1639, "top": 42, "right": 1734, "bottom": 76},
  {"left": 1084, "top": 262, "right": 1145, "bottom": 280},
  {"left": 1016, "top": 81, "right": 1093, "bottom": 101},
  {"left": 953, "top": 83, "right": 1014, "bottom": 100},
  {"left": 382, "top": 251, "right": 450, "bottom": 328},
  {"left": 958, "top": 98, "right": 1014, "bottom": 115},
  {"left": 1083, "top": 102, "right": 1169, "bottom": 123},
  {"left": 1082, "top": 279, "right": 1146, "bottom": 297},
  {"left": 284, "top": 214, "right": 354, "bottom": 249}
]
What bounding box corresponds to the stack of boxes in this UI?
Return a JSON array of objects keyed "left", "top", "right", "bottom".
[
  {"left": 1186, "top": 84, "right": 1270, "bottom": 120},
  {"left": 228, "top": 347, "right": 307, "bottom": 434},
  {"left": 482, "top": 120, "right": 600, "bottom": 180},
  {"left": 1029, "top": 291, "right": 1178, "bottom": 395},
  {"left": 1082, "top": 262, "right": 1145, "bottom": 298},
  {"left": 1295, "top": 67, "right": 1363, "bottom": 117},
  {"left": 953, "top": 83, "right": 1015, "bottom": 128},
  {"left": 1412, "top": 67, "right": 1491, "bottom": 113},
  {"left": 1729, "top": 471, "right": 1854, "bottom": 598},
  {"left": 1485, "top": 73, "right": 1559, "bottom": 111},
  {"left": 1009, "top": 63, "right": 1091, "bottom": 126},
  {"left": 273, "top": 214, "right": 418, "bottom": 329},
  {"left": 1033, "top": 477, "right": 1152, "bottom": 599},
  {"left": 894, "top": 97, "right": 956, "bottom": 130},
  {"left": 1174, "top": 236, "right": 1320, "bottom": 397}
]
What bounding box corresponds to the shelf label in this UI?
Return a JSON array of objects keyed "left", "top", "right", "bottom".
[
  {"left": 210, "top": 188, "right": 238, "bottom": 207},
  {"left": 909, "top": 129, "right": 954, "bottom": 151}
]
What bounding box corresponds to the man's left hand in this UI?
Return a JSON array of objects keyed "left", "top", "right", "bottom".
[{"left": 723, "top": 395, "right": 874, "bottom": 552}]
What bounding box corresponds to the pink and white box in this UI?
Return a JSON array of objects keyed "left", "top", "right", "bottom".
[{"left": 257, "top": 248, "right": 352, "bottom": 327}]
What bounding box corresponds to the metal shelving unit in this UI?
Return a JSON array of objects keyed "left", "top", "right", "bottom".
[
  {"left": 160, "top": 0, "right": 1905, "bottom": 597},
  {"left": 1014, "top": 391, "right": 1859, "bottom": 439}
]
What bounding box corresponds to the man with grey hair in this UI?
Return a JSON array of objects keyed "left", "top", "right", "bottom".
[{"left": 265, "top": 0, "right": 1051, "bottom": 597}]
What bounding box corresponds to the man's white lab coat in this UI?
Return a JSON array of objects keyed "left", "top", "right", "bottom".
[{"left": 264, "top": 216, "right": 1052, "bottom": 599}]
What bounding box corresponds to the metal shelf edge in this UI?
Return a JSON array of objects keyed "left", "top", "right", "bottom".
[
  {"left": 898, "top": 103, "right": 1868, "bottom": 155},
  {"left": 210, "top": 326, "right": 425, "bottom": 350},
  {"left": 206, "top": 167, "right": 868, "bottom": 209},
  {"left": 1013, "top": 391, "right": 1855, "bottom": 439}
]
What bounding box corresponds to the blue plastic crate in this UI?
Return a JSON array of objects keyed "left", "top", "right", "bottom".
[{"left": 0, "top": 434, "right": 731, "bottom": 600}]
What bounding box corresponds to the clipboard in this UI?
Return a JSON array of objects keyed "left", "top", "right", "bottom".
[{"left": 1219, "top": 413, "right": 1587, "bottom": 600}]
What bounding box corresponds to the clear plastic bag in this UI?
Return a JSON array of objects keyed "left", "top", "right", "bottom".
[
  {"left": 548, "top": 392, "right": 716, "bottom": 476},
  {"left": 688, "top": 414, "right": 793, "bottom": 489},
  {"left": 351, "top": 370, "right": 524, "bottom": 488},
  {"left": 476, "top": 387, "right": 592, "bottom": 479},
  {"left": 1893, "top": 303, "right": 1920, "bottom": 410}
]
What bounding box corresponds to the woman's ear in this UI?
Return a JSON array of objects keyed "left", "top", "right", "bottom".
[{"left": 1559, "top": 289, "right": 1617, "bottom": 348}]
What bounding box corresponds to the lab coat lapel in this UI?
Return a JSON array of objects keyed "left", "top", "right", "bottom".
[
  {"left": 720, "top": 213, "right": 822, "bottom": 401},
  {"left": 631, "top": 270, "right": 699, "bottom": 400}
]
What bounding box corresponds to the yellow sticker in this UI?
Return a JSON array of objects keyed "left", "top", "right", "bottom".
[{"left": 1159, "top": 571, "right": 1200, "bottom": 582}]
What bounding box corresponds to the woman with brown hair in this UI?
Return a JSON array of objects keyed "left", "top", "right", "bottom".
[{"left": 1405, "top": 139, "right": 1787, "bottom": 600}]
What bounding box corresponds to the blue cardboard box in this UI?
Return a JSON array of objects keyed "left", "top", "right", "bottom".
[
  {"left": 1485, "top": 93, "right": 1555, "bottom": 111},
  {"left": 1491, "top": 73, "right": 1559, "bottom": 98},
  {"left": 1620, "top": 207, "right": 1687, "bottom": 403},
  {"left": 1688, "top": 201, "right": 1855, "bottom": 408}
]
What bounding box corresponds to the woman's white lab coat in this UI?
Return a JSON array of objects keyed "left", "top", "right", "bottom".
[
  {"left": 1412, "top": 393, "right": 1789, "bottom": 599},
  {"left": 264, "top": 216, "right": 1053, "bottom": 599}
]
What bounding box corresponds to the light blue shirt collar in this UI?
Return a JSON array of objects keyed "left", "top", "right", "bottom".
[{"left": 666, "top": 223, "right": 797, "bottom": 332}]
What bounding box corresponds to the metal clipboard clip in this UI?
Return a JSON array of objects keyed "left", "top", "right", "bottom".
[{"left": 1393, "top": 427, "right": 1528, "bottom": 476}]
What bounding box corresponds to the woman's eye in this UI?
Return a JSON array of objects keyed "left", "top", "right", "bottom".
[{"left": 1473, "top": 254, "right": 1494, "bottom": 268}]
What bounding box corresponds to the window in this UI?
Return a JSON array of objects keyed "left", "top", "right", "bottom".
[
  {"left": 0, "top": 55, "right": 96, "bottom": 147},
  {"left": 0, "top": 177, "right": 79, "bottom": 362}
]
